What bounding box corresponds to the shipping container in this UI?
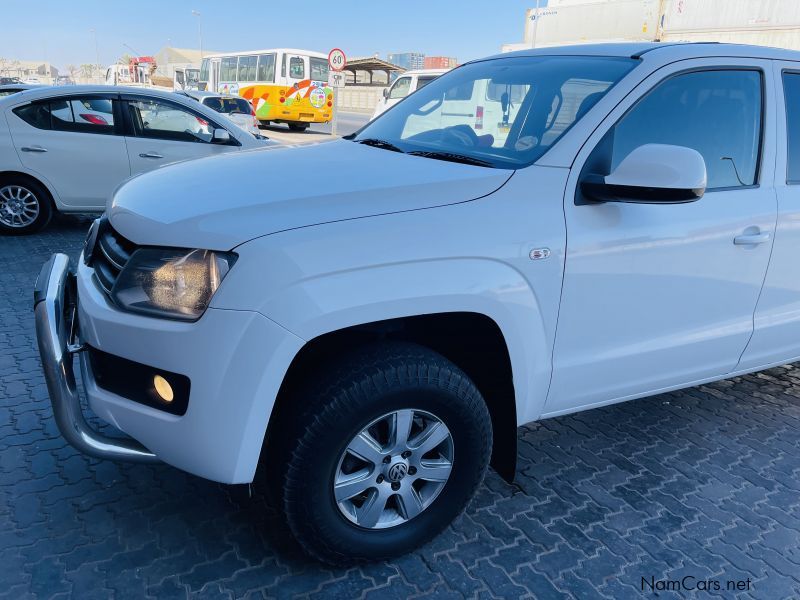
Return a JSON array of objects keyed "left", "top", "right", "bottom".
[{"left": 514, "top": 0, "right": 800, "bottom": 51}]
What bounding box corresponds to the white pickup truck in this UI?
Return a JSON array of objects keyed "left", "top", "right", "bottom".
[{"left": 35, "top": 42, "right": 800, "bottom": 564}]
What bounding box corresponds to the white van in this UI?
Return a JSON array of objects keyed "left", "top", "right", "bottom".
[{"left": 371, "top": 68, "right": 449, "bottom": 120}]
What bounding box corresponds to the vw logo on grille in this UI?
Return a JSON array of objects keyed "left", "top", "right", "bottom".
[{"left": 387, "top": 462, "right": 408, "bottom": 482}]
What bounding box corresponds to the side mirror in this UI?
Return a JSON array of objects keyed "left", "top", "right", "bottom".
[
  {"left": 382, "top": 88, "right": 389, "bottom": 99},
  {"left": 212, "top": 128, "right": 231, "bottom": 144},
  {"left": 581, "top": 144, "right": 706, "bottom": 204}
]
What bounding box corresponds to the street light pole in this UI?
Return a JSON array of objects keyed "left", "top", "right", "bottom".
[
  {"left": 192, "top": 10, "right": 203, "bottom": 59},
  {"left": 90, "top": 28, "right": 100, "bottom": 82}
]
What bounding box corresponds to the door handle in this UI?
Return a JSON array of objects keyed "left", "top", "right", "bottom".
[
  {"left": 138, "top": 152, "right": 164, "bottom": 159},
  {"left": 733, "top": 232, "right": 771, "bottom": 245},
  {"left": 20, "top": 146, "right": 47, "bottom": 153}
]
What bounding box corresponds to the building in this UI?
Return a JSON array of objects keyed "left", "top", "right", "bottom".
[
  {"left": 424, "top": 56, "right": 457, "bottom": 69},
  {"left": 0, "top": 59, "right": 59, "bottom": 83},
  {"left": 153, "top": 46, "right": 207, "bottom": 79},
  {"left": 387, "top": 52, "right": 425, "bottom": 70}
]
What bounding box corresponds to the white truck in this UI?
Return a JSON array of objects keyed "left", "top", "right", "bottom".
[
  {"left": 506, "top": 0, "right": 800, "bottom": 51},
  {"left": 35, "top": 42, "right": 800, "bottom": 564}
]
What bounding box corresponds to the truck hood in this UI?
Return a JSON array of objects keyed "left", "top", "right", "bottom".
[{"left": 108, "top": 139, "right": 512, "bottom": 250}]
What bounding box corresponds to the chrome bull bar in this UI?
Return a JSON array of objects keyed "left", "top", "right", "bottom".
[{"left": 33, "top": 253, "right": 159, "bottom": 463}]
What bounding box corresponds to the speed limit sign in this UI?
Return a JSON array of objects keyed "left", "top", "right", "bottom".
[{"left": 328, "top": 48, "right": 346, "bottom": 72}]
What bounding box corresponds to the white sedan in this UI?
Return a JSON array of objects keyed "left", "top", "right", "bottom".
[
  {"left": 177, "top": 90, "right": 262, "bottom": 136},
  {"left": 0, "top": 85, "right": 272, "bottom": 234}
]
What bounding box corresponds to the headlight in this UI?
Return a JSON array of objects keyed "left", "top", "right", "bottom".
[{"left": 111, "top": 248, "right": 237, "bottom": 321}]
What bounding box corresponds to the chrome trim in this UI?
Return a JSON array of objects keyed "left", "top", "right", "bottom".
[{"left": 33, "top": 253, "right": 159, "bottom": 463}]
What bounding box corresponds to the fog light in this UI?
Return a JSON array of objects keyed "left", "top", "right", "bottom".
[{"left": 153, "top": 374, "right": 174, "bottom": 403}]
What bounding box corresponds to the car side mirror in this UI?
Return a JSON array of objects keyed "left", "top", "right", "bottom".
[
  {"left": 212, "top": 128, "right": 231, "bottom": 144},
  {"left": 581, "top": 144, "right": 707, "bottom": 204},
  {"left": 382, "top": 88, "right": 389, "bottom": 99}
]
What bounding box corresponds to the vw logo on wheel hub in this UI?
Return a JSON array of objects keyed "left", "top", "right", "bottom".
[{"left": 386, "top": 461, "right": 408, "bottom": 482}]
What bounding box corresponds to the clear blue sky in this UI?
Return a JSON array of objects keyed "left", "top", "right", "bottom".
[{"left": 0, "top": 0, "right": 544, "bottom": 69}]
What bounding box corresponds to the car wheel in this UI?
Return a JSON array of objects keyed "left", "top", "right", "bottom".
[
  {"left": 282, "top": 342, "right": 492, "bottom": 565},
  {"left": 0, "top": 177, "right": 52, "bottom": 235},
  {"left": 287, "top": 122, "right": 309, "bottom": 131}
]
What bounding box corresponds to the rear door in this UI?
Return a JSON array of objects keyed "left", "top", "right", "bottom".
[
  {"left": 122, "top": 94, "right": 240, "bottom": 176},
  {"left": 6, "top": 93, "right": 130, "bottom": 210}
]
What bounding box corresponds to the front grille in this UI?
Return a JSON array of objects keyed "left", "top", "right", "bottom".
[{"left": 88, "top": 217, "right": 138, "bottom": 297}]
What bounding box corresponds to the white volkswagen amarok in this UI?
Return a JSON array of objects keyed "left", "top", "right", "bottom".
[{"left": 35, "top": 43, "right": 800, "bottom": 564}]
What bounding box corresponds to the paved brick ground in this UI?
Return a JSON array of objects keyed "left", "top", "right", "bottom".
[{"left": 2, "top": 215, "right": 800, "bottom": 599}]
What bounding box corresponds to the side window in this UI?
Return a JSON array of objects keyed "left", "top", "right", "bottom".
[
  {"left": 600, "top": 69, "right": 763, "bottom": 189},
  {"left": 289, "top": 57, "right": 305, "bottom": 79},
  {"left": 127, "top": 98, "right": 213, "bottom": 143},
  {"left": 220, "top": 57, "right": 238, "bottom": 82},
  {"left": 389, "top": 77, "right": 412, "bottom": 100},
  {"left": 310, "top": 57, "right": 329, "bottom": 82},
  {"left": 13, "top": 97, "right": 116, "bottom": 133},
  {"left": 257, "top": 53, "right": 276, "bottom": 82},
  {"left": 783, "top": 72, "right": 800, "bottom": 183},
  {"left": 237, "top": 56, "right": 257, "bottom": 82},
  {"left": 15, "top": 102, "right": 53, "bottom": 129}
]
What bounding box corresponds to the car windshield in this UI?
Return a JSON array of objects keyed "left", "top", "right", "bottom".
[
  {"left": 204, "top": 97, "right": 252, "bottom": 115},
  {"left": 352, "top": 55, "right": 636, "bottom": 169}
]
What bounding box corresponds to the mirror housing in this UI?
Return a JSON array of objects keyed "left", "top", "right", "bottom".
[
  {"left": 382, "top": 87, "right": 389, "bottom": 99},
  {"left": 581, "top": 144, "right": 707, "bottom": 204},
  {"left": 212, "top": 128, "right": 231, "bottom": 144}
]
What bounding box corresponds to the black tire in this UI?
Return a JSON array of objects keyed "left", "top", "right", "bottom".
[
  {"left": 0, "top": 176, "right": 53, "bottom": 235},
  {"left": 287, "top": 122, "right": 309, "bottom": 132},
  {"left": 282, "top": 342, "right": 492, "bottom": 565}
]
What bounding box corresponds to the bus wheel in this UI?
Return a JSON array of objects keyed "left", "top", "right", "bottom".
[
  {"left": 288, "top": 122, "right": 309, "bottom": 132},
  {"left": 258, "top": 121, "right": 270, "bottom": 129}
]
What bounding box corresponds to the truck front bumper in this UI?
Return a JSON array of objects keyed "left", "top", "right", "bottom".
[{"left": 34, "top": 253, "right": 305, "bottom": 484}]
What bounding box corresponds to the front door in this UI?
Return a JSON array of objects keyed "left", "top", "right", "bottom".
[
  {"left": 545, "top": 60, "right": 777, "bottom": 416},
  {"left": 6, "top": 93, "right": 130, "bottom": 210},
  {"left": 122, "top": 95, "right": 237, "bottom": 176}
]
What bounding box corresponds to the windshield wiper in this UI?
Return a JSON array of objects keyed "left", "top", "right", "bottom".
[
  {"left": 407, "top": 150, "right": 494, "bottom": 168},
  {"left": 355, "top": 138, "right": 405, "bottom": 153}
]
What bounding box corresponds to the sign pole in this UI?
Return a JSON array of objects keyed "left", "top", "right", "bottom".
[
  {"left": 332, "top": 89, "right": 339, "bottom": 137},
  {"left": 328, "top": 48, "right": 347, "bottom": 138}
]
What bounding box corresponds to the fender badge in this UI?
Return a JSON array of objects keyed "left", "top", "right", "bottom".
[{"left": 529, "top": 247, "right": 551, "bottom": 261}]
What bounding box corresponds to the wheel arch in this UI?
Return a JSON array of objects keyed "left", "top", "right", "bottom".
[
  {"left": 0, "top": 169, "right": 59, "bottom": 208},
  {"left": 264, "top": 311, "right": 520, "bottom": 482}
]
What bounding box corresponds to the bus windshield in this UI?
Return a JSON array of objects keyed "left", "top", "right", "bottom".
[{"left": 352, "top": 55, "right": 636, "bottom": 169}]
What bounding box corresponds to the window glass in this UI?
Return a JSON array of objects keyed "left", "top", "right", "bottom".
[
  {"left": 14, "top": 103, "right": 52, "bottom": 129},
  {"left": 784, "top": 72, "right": 800, "bottom": 183},
  {"left": 257, "top": 53, "right": 276, "bottom": 82},
  {"left": 389, "top": 77, "right": 412, "bottom": 100},
  {"left": 281, "top": 54, "right": 286, "bottom": 78},
  {"left": 200, "top": 58, "right": 209, "bottom": 83},
  {"left": 220, "top": 57, "right": 238, "bottom": 82},
  {"left": 203, "top": 97, "right": 252, "bottom": 115},
  {"left": 444, "top": 80, "right": 474, "bottom": 101},
  {"left": 128, "top": 98, "right": 213, "bottom": 142},
  {"left": 289, "top": 57, "right": 305, "bottom": 79},
  {"left": 608, "top": 70, "right": 762, "bottom": 189},
  {"left": 237, "top": 55, "right": 257, "bottom": 82},
  {"left": 310, "top": 57, "right": 329, "bottom": 81},
  {"left": 416, "top": 76, "right": 438, "bottom": 90},
  {"left": 50, "top": 99, "right": 75, "bottom": 130},
  {"left": 15, "top": 97, "right": 116, "bottom": 133},
  {"left": 486, "top": 82, "right": 528, "bottom": 103},
  {"left": 356, "top": 56, "right": 635, "bottom": 169}
]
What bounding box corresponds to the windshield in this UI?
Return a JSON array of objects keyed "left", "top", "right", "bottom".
[
  {"left": 204, "top": 97, "right": 252, "bottom": 115},
  {"left": 353, "top": 55, "right": 636, "bottom": 169}
]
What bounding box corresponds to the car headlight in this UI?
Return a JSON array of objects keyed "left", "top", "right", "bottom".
[{"left": 111, "top": 248, "right": 237, "bottom": 321}]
